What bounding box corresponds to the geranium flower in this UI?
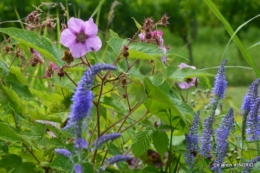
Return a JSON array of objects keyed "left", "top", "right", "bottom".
[
  {"left": 177, "top": 63, "right": 197, "bottom": 89},
  {"left": 60, "top": 17, "right": 102, "bottom": 58}
]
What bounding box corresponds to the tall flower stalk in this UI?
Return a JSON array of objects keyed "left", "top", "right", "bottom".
[
  {"left": 185, "top": 111, "right": 200, "bottom": 168},
  {"left": 212, "top": 108, "right": 234, "bottom": 172},
  {"left": 56, "top": 64, "right": 117, "bottom": 172},
  {"left": 200, "top": 59, "right": 228, "bottom": 158}
]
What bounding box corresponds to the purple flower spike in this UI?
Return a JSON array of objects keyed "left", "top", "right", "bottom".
[
  {"left": 242, "top": 156, "right": 260, "bottom": 173},
  {"left": 74, "top": 138, "right": 88, "bottom": 149},
  {"left": 54, "top": 148, "right": 72, "bottom": 157},
  {"left": 215, "top": 108, "right": 234, "bottom": 152},
  {"left": 60, "top": 17, "right": 102, "bottom": 58},
  {"left": 211, "top": 142, "right": 228, "bottom": 172},
  {"left": 74, "top": 164, "right": 82, "bottom": 173},
  {"left": 212, "top": 59, "right": 228, "bottom": 99},
  {"left": 241, "top": 79, "right": 260, "bottom": 113},
  {"left": 246, "top": 98, "right": 260, "bottom": 141},
  {"left": 99, "top": 155, "right": 133, "bottom": 172},
  {"left": 212, "top": 108, "right": 234, "bottom": 172},
  {"left": 93, "top": 133, "right": 121, "bottom": 149},
  {"left": 200, "top": 116, "right": 214, "bottom": 158},
  {"left": 67, "top": 64, "right": 116, "bottom": 127},
  {"left": 185, "top": 111, "right": 200, "bottom": 168},
  {"left": 106, "top": 155, "right": 133, "bottom": 165}
]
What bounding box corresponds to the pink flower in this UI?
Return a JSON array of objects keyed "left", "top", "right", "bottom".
[
  {"left": 138, "top": 33, "right": 145, "bottom": 41},
  {"left": 160, "top": 47, "right": 167, "bottom": 63},
  {"left": 151, "top": 30, "right": 163, "bottom": 37},
  {"left": 60, "top": 17, "right": 102, "bottom": 58},
  {"left": 177, "top": 63, "right": 197, "bottom": 89}
]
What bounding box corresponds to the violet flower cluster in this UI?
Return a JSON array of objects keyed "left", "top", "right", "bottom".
[
  {"left": 184, "top": 111, "right": 200, "bottom": 168},
  {"left": 240, "top": 79, "right": 260, "bottom": 113},
  {"left": 246, "top": 98, "right": 260, "bottom": 141},
  {"left": 55, "top": 64, "right": 117, "bottom": 173},
  {"left": 212, "top": 59, "right": 228, "bottom": 99},
  {"left": 239, "top": 79, "right": 260, "bottom": 141},
  {"left": 242, "top": 156, "right": 260, "bottom": 173},
  {"left": 212, "top": 108, "right": 234, "bottom": 172},
  {"left": 99, "top": 155, "right": 133, "bottom": 172},
  {"left": 200, "top": 116, "right": 214, "bottom": 158}
]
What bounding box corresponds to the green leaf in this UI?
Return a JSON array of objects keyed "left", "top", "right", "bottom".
[
  {"left": 4, "top": 73, "right": 32, "bottom": 98},
  {"left": 0, "top": 28, "right": 63, "bottom": 66},
  {"left": 168, "top": 67, "right": 213, "bottom": 82},
  {"left": 128, "top": 82, "right": 147, "bottom": 102},
  {"left": 131, "top": 17, "right": 142, "bottom": 29},
  {"left": 152, "top": 130, "right": 169, "bottom": 158},
  {"left": 0, "top": 122, "right": 21, "bottom": 142},
  {"left": 0, "top": 154, "right": 22, "bottom": 170},
  {"left": 109, "top": 29, "right": 120, "bottom": 38},
  {"left": 143, "top": 77, "right": 187, "bottom": 125},
  {"left": 82, "top": 162, "right": 95, "bottom": 173},
  {"left": 107, "top": 38, "right": 128, "bottom": 55},
  {"left": 0, "top": 84, "right": 26, "bottom": 115},
  {"left": 128, "top": 43, "right": 163, "bottom": 61},
  {"left": 0, "top": 61, "right": 9, "bottom": 77},
  {"left": 204, "top": 0, "right": 260, "bottom": 77},
  {"left": 132, "top": 129, "right": 153, "bottom": 157},
  {"left": 13, "top": 162, "right": 36, "bottom": 173},
  {"left": 48, "top": 155, "right": 72, "bottom": 171}
]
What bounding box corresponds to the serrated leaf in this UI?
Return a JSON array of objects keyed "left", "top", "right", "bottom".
[
  {"left": 128, "top": 43, "right": 164, "bottom": 61},
  {"left": 128, "top": 82, "right": 147, "bottom": 102},
  {"left": 48, "top": 155, "right": 72, "bottom": 171},
  {"left": 4, "top": 73, "right": 32, "bottom": 98},
  {"left": 169, "top": 68, "right": 213, "bottom": 82},
  {"left": 82, "top": 162, "right": 95, "bottom": 173},
  {"left": 107, "top": 38, "right": 128, "bottom": 55},
  {"left": 152, "top": 130, "right": 169, "bottom": 157},
  {"left": 0, "top": 28, "right": 63, "bottom": 66},
  {"left": 0, "top": 122, "right": 21, "bottom": 142},
  {"left": 143, "top": 77, "right": 185, "bottom": 123},
  {"left": 132, "top": 129, "right": 153, "bottom": 157},
  {"left": 0, "top": 154, "right": 22, "bottom": 170},
  {"left": 109, "top": 29, "right": 120, "bottom": 38},
  {"left": 0, "top": 84, "right": 25, "bottom": 115},
  {"left": 0, "top": 61, "right": 9, "bottom": 77},
  {"left": 53, "top": 74, "right": 76, "bottom": 92},
  {"left": 13, "top": 162, "right": 36, "bottom": 173}
]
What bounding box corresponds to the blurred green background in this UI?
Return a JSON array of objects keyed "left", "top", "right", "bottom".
[{"left": 1, "top": 0, "right": 260, "bottom": 87}]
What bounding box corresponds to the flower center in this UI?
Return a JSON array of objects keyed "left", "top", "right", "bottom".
[
  {"left": 185, "top": 78, "right": 192, "bottom": 83},
  {"left": 76, "top": 32, "right": 87, "bottom": 42}
]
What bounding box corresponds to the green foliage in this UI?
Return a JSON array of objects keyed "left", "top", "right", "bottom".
[
  {"left": 0, "top": 28, "right": 63, "bottom": 66},
  {"left": 132, "top": 129, "right": 153, "bottom": 157},
  {"left": 203, "top": 0, "right": 260, "bottom": 77},
  {"left": 152, "top": 130, "right": 169, "bottom": 157}
]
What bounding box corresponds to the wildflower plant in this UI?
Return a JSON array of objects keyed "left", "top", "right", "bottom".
[{"left": 0, "top": 1, "right": 260, "bottom": 173}]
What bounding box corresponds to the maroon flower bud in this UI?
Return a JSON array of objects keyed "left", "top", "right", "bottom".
[
  {"left": 123, "top": 51, "right": 129, "bottom": 58},
  {"left": 160, "top": 14, "right": 170, "bottom": 26},
  {"left": 57, "top": 69, "right": 65, "bottom": 77}
]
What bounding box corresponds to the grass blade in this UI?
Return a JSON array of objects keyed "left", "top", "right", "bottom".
[{"left": 204, "top": 0, "right": 260, "bottom": 77}]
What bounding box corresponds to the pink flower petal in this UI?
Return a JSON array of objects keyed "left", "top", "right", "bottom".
[
  {"left": 84, "top": 18, "right": 98, "bottom": 36},
  {"left": 151, "top": 30, "right": 163, "bottom": 37},
  {"left": 84, "top": 36, "right": 102, "bottom": 52},
  {"left": 178, "top": 63, "right": 196, "bottom": 69},
  {"left": 70, "top": 42, "right": 88, "bottom": 58},
  {"left": 60, "top": 29, "right": 77, "bottom": 47},
  {"left": 138, "top": 33, "right": 145, "bottom": 41},
  {"left": 67, "top": 17, "right": 85, "bottom": 33},
  {"left": 177, "top": 82, "right": 191, "bottom": 89}
]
